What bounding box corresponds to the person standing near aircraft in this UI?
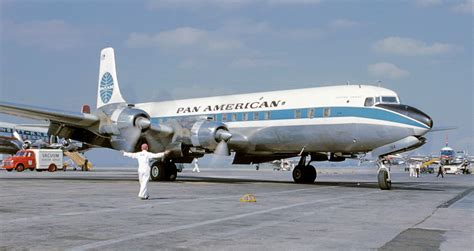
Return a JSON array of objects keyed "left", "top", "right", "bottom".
[
  {"left": 408, "top": 161, "right": 415, "bottom": 177},
  {"left": 415, "top": 162, "right": 421, "bottom": 178},
  {"left": 192, "top": 158, "right": 200, "bottom": 173},
  {"left": 123, "top": 144, "right": 169, "bottom": 200},
  {"left": 436, "top": 164, "right": 444, "bottom": 178}
]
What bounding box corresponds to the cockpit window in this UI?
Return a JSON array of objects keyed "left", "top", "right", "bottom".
[
  {"left": 381, "top": 96, "right": 398, "bottom": 103},
  {"left": 441, "top": 150, "right": 455, "bottom": 156},
  {"left": 364, "top": 97, "right": 374, "bottom": 107}
]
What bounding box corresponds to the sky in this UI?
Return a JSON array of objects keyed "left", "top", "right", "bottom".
[{"left": 1, "top": 0, "right": 473, "bottom": 166}]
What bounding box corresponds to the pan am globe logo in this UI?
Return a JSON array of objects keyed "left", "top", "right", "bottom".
[{"left": 100, "top": 72, "right": 114, "bottom": 103}]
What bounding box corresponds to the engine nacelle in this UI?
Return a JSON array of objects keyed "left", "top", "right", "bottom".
[
  {"left": 190, "top": 120, "right": 229, "bottom": 151},
  {"left": 99, "top": 107, "right": 150, "bottom": 135},
  {"left": 114, "top": 107, "right": 150, "bottom": 132},
  {"left": 98, "top": 106, "right": 153, "bottom": 152}
]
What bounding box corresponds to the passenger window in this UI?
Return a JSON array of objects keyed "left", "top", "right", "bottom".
[
  {"left": 253, "top": 112, "right": 259, "bottom": 121},
  {"left": 323, "top": 108, "right": 331, "bottom": 117},
  {"left": 364, "top": 97, "right": 374, "bottom": 107},
  {"left": 295, "top": 110, "right": 301, "bottom": 119},
  {"left": 264, "top": 111, "right": 270, "bottom": 120},
  {"left": 231, "top": 113, "right": 237, "bottom": 121},
  {"left": 222, "top": 114, "right": 227, "bottom": 121},
  {"left": 308, "top": 108, "right": 315, "bottom": 118},
  {"left": 242, "top": 113, "right": 249, "bottom": 121}
]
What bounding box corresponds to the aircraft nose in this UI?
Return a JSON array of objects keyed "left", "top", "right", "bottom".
[{"left": 376, "top": 104, "right": 433, "bottom": 129}]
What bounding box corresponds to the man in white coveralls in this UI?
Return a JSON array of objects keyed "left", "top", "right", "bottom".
[
  {"left": 123, "top": 143, "right": 169, "bottom": 200},
  {"left": 192, "top": 158, "right": 200, "bottom": 173}
]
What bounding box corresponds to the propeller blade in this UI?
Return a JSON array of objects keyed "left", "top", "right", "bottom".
[
  {"left": 123, "top": 126, "right": 142, "bottom": 151},
  {"left": 143, "top": 130, "right": 163, "bottom": 152},
  {"left": 214, "top": 129, "right": 232, "bottom": 156},
  {"left": 111, "top": 126, "right": 142, "bottom": 152},
  {"left": 214, "top": 140, "right": 230, "bottom": 156},
  {"left": 112, "top": 117, "right": 152, "bottom": 152},
  {"left": 12, "top": 130, "right": 24, "bottom": 144}
]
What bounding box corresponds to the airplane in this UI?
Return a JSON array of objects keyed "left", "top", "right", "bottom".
[
  {"left": 405, "top": 134, "right": 473, "bottom": 166},
  {"left": 0, "top": 47, "right": 433, "bottom": 189},
  {"left": 0, "top": 122, "right": 52, "bottom": 154},
  {"left": 0, "top": 121, "right": 92, "bottom": 154}
]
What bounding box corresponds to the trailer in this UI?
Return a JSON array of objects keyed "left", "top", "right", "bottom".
[{"left": 2, "top": 149, "right": 63, "bottom": 172}]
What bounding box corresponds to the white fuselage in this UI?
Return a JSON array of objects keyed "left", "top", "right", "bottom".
[{"left": 134, "top": 85, "right": 431, "bottom": 155}]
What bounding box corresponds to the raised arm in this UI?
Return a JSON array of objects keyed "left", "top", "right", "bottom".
[
  {"left": 123, "top": 152, "right": 137, "bottom": 159},
  {"left": 148, "top": 150, "right": 170, "bottom": 160}
]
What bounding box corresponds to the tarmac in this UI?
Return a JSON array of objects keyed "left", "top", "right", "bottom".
[{"left": 0, "top": 166, "right": 472, "bottom": 250}]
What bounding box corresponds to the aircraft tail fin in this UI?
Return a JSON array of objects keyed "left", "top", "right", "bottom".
[{"left": 97, "top": 47, "right": 126, "bottom": 108}]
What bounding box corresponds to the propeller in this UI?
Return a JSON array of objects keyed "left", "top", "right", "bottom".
[
  {"left": 115, "top": 116, "right": 151, "bottom": 152},
  {"left": 12, "top": 130, "right": 32, "bottom": 149},
  {"left": 214, "top": 129, "right": 232, "bottom": 156},
  {"left": 143, "top": 123, "right": 174, "bottom": 151}
]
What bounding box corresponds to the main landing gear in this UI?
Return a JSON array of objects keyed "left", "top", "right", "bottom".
[
  {"left": 377, "top": 158, "right": 391, "bottom": 190},
  {"left": 292, "top": 154, "right": 317, "bottom": 184},
  {"left": 150, "top": 160, "right": 178, "bottom": 181}
]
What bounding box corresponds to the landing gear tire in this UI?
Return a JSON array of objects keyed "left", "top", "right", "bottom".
[
  {"left": 150, "top": 161, "right": 178, "bottom": 181},
  {"left": 48, "top": 164, "right": 57, "bottom": 172},
  {"left": 150, "top": 162, "right": 167, "bottom": 181},
  {"left": 378, "top": 168, "right": 391, "bottom": 190},
  {"left": 292, "top": 165, "right": 316, "bottom": 184},
  {"left": 7, "top": 168, "right": 13, "bottom": 172},
  {"left": 167, "top": 162, "right": 178, "bottom": 181},
  {"left": 293, "top": 165, "right": 304, "bottom": 183},
  {"left": 16, "top": 164, "right": 25, "bottom": 172},
  {"left": 305, "top": 165, "right": 317, "bottom": 183}
]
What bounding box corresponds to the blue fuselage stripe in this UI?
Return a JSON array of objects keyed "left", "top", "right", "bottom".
[{"left": 150, "top": 107, "right": 427, "bottom": 129}]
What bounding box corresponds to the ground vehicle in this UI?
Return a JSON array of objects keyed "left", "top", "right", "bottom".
[
  {"left": 2, "top": 149, "right": 63, "bottom": 172},
  {"left": 443, "top": 161, "right": 471, "bottom": 175}
]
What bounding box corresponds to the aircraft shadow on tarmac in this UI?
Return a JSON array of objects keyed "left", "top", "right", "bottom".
[
  {"left": 175, "top": 175, "right": 445, "bottom": 191},
  {"left": 0, "top": 174, "right": 445, "bottom": 191}
]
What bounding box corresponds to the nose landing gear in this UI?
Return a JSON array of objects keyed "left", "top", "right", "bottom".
[{"left": 377, "top": 158, "right": 391, "bottom": 190}]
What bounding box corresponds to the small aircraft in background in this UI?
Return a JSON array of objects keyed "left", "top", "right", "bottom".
[{"left": 0, "top": 122, "right": 91, "bottom": 154}]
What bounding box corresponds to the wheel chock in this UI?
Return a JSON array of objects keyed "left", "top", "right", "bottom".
[{"left": 240, "top": 194, "right": 256, "bottom": 203}]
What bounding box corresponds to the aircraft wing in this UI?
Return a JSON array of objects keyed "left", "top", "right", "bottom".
[
  {"left": 0, "top": 101, "right": 114, "bottom": 148},
  {"left": 0, "top": 101, "right": 99, "bottom": 127}
]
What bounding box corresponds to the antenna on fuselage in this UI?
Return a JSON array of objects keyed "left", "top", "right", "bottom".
[
  {"left": 346, "top": 81, "right": 350, "bottom": 86},
  {"left": 377, "top": 80, "right": 382, "bottom": 87}
]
